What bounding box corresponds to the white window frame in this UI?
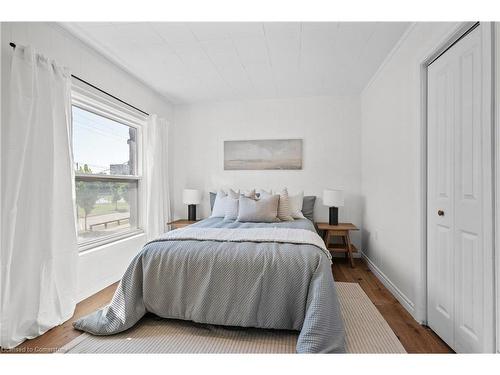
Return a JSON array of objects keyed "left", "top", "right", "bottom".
[{"left": 71, "top": 82, "right": 147, "bottom": 252}]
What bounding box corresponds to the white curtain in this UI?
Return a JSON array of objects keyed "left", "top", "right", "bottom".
[
  {"left": 0, "top": 47, "right": 78, "bottom": 348},
  {"left": 145, "top": 114, "right": 171, "bottom": 241}
]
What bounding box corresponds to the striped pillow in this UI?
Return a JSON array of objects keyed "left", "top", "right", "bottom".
[
  {"left": 289, "top": 191, "right": 305, "bottom": 219},
  {"left": 277, "top": 188, "right": 294, "bottom": 221}
]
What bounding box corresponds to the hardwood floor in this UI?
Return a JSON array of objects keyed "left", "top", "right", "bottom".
[
  {"left": 332, "top": 258, "right": 453, "bottom": 353},
  {"left": 2, "top": 257, "right": 452, "bottom": 354},
  {"left": 1, "top": 283, "right": 118, "bottom": 354}
]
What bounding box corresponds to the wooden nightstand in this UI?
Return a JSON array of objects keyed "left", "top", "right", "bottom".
[
  {"left": 316, "top": 223, "right": 359, "bottom": 268},
  {"left": 167, "top": 219, "right": 199, "bottom": 230}
]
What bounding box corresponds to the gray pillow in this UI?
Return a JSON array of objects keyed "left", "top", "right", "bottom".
[
  {"left": 237, "top": 195, "right": 279, "bottom": 223},
  {"left": 302, "top": 196, "right": 316, "bottom": 222},
  {"left": 210, "top": 192, "right": 216, "bottom": 211}
]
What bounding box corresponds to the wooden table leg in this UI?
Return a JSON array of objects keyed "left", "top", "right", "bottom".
[
  {"left": 346, "top": 231, "right": 355, "bottom": 268},
  {"left": 342, "top": 235, "right": 348, "bottom": 260}
]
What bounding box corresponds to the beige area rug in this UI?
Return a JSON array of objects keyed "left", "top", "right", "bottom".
[{"left": 58, "top": 282, "right": 406, "bottom": 354}]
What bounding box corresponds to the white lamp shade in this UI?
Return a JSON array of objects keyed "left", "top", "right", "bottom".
[
  {"left": 182, "top": 189, "right": 201, "bottom": 205},
  {"left": 323, "top": 189, "right": 344, "bottom": 207}
]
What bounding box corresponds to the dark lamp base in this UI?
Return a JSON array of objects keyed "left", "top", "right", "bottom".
[
  {"left": 329, "top": 206, "right": 339, "bottom": 226},
  {"left": 188, "top": 205, "right": 197, "bottom": 221}
]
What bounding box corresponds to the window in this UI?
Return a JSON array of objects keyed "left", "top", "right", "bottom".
[{"left": 72, "top": 95, "right": 144, "bottom": 250}]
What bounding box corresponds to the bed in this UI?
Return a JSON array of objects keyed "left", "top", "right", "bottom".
[{"left": 73, "top": 217, "right": 345, "bottom": 353}]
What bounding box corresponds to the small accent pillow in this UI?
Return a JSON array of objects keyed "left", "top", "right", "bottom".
[
  {"left": 256, "top": 189, "right": 272, "bottom": 198},
  {"left": 237, "top": 195, "right": 280, "bottom": 222},
  {"left": 277, "top": 188, "right": 294, "bottom": 221},
  {"left": 302, "top": 196, "right": 317, "bottom": 222},
  {"left": 221, "top": 189, "right": 256, "bottom": 199},
  {"left": 289, "top": 191, "right": 305, "bottom": 219},
  {"left": 242, "top": 189, "right": 257, "bottom": 199}
]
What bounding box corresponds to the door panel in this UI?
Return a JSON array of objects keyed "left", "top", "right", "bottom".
[
  {"left": 427, "top": 53, "right": 455, "bottom": 347},
  {"left": 427, "top": 25, "right": 488, "bottom": 353},
  {"left": 453, "top": 27, "right": 483, "bottom": 353},
  {"left": 436, "top": 225, "right": 453, "bottom": 319},
  {"left": 456, "top": 230, "right": 480, "bottom": 344},
  {"left": 458, "top": 51, "right": 478, "bottom": 200}
]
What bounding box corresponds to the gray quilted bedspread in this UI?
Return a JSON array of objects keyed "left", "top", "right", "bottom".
[{"left": 73, "top": 218, "right": 345, "bottom": 353}]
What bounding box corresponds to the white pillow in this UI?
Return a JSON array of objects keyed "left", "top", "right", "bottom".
[
  {"left": 211, "top": 190, "right": 230, "bottom": 218},
  {"left": 223, "top": 197, "right": 239, "bottom": 221},
  {"left": 277, "top": 188, "right": 294, "bottom": 221},
  {"left": 289, "top": 191, "right": 305, "bottom": 219}
]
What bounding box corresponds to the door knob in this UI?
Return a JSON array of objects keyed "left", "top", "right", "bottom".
[{"left": 437, "top": 210, "right": 444, "bottom": 216}]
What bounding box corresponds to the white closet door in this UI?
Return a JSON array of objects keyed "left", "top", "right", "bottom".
[
  {"left": 427, "top": 39, "right": 456, "bottom": 347},
  {"left": 427, "top": 25, "right": 491, "bottom": 353}
]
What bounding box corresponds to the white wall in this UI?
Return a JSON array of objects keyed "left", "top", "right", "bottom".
[
  {"left": 360, "top": 22, "right": 462, "bottom": 318},
  {"left": 172, "top": 96, "right": 363, "bottom": 249},
  {"left": 1, "top": 22, "right": 173, "bottom": 301}
]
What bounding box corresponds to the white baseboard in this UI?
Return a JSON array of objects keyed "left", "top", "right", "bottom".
[{"left": 361, "top": 252, "right": 416, "bottom": 319}]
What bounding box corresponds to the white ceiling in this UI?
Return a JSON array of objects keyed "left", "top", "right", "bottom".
[{"left": 62, "top": 22, "right": 410, "bottom": 104}]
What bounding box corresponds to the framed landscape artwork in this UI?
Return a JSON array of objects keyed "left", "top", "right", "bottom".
[{"left": 224, "top": 139, "right": 303, "bottom": 170}]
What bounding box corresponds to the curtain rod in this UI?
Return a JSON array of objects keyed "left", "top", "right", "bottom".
[{"left": 9, "top": 42, "right": 150, "bottom": 117}]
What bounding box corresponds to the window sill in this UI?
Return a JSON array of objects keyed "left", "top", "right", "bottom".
[{"left": 78, "top": 229, "right": 145, "bottom": 254}]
